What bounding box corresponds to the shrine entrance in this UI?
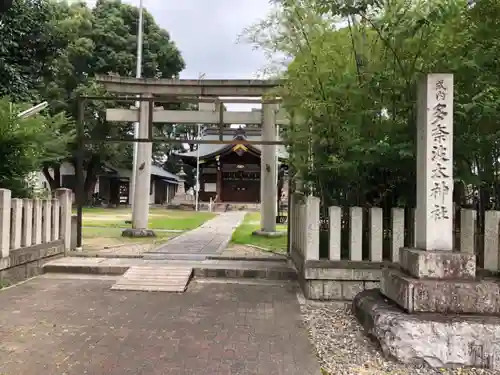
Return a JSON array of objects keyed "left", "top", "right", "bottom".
[
  {"left": 219, "top": 150, "right": 261, "bottom": 203},
  {"left": 222, "top": 172, "right": 260, "bottom": 202},
  {"left": 74, "top": 77, "right": 290, "bottom": 248}
]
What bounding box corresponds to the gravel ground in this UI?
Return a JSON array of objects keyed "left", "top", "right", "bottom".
[{"left": 299, "top": 298, "right": 497, "bottom": 375}]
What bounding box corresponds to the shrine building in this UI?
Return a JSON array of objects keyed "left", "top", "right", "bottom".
[{"left": 176, "top": 127, "right": 287, "bottom": 204}]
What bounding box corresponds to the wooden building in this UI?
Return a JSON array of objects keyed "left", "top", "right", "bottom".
[
  {"left": 35, "top": 163, "right": 180, "bottom": 206},
  {"left": 177, "top": 127, "right": 287, "bottom": 203},
  {"left": 99, "top": 164, "right": 180, "bottom": 205}
]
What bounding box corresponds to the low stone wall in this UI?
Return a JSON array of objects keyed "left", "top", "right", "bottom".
[
  {"left": 291, "top": 248, "right": 393, "bottom": 300},
  {"left": 0, "top": 240, "right": 65, "bottom": 285}
]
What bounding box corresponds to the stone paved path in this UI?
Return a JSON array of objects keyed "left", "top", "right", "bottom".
[
  {"left": 0, "top": 276, "right": 320, "bottom": 375},
  {"left": 153, "top": 211, "right": 246, "bottom": 254}
]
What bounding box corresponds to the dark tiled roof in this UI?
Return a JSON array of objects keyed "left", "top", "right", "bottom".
[
  {"left": 150, "top": 165, "right": 179, "bottom": 181},
  {"left": 104, "top": 164, "right": 179, "bottom": 181},
  {"left": 175, "top": 127, "right": 287, "bottom": 159}
]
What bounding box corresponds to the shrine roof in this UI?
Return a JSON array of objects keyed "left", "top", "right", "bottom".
[
  {"left": 103, "top": 164, "right": 179, "bottom": 182},
  {"left": 175, "top": 127, "right": 288, "bottom": 160}
]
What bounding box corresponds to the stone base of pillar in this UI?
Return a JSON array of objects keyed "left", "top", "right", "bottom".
[
  {"left": 380, "top": 248, "right": 499, "bottom": 314},
  {"left": 167, "top": 202, "right": 195, "bottom": 211},
  {"left": 122, "top": 228, "right": 156, "bottom": 238},
  {"left": 354, "top": 247, "right": 500, "bottom": 370},
  {"left": 381, "top": 268, "right": 500, "bottom": 314},
  {"left": 251, "top": 230, "right": 286, "bottom": 238},
  {"left": 353, "top": 289, "right": 500, "bottom": 369}
]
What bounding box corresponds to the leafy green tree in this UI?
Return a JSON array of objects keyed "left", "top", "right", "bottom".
[
  {"left": 245, "top": 0, "right": 500, "bottom": 215},
  {"left": 0, "top": 98, "right": 73, "bottom": 197},
  {"left": 38, "top": 0, "right": 185, "bottom": 197},
  {"left": 0, "top": 0, "right": 67, "bottom": 101}
]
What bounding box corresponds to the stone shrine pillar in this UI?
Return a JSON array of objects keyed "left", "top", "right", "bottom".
[
  {"left": 380, "top": 74, "right": 476, "bottom": 312},
  {"left": 354, "top": 74, "right": 500, "bottom": 370},
  {"left": 380, "top": 74, "right": 481, "bottom": 309},
  {"left": 123, "top": 94, "right": 155, "bottom": 237},
  {"left": 415, "top": 74, "right": 454, "bottom": 251},
  {"left": 258, "top": 102, "right": 278, "bottom": 234}
]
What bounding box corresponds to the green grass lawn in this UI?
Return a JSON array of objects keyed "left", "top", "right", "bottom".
[
  {"left": 75, "top": 207, "right": 216, "bottom": 231},
  {"left": 82, "top": 227, "right": 177, "bottom": 251},
  {"left": 230, "top": 212, "right": 288, "bottom": 254}
]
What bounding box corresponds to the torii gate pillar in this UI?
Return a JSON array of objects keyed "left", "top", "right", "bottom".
[
  {"left": 123, "top": 94, "right": 155, "bottom": 237},
  {"left": 253, "top": 103, "right": 284, "bottom": 237}
]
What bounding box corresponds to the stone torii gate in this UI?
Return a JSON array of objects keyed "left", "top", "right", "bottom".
[{"left": 95, "top": 76, "right": 288, "bottom": 237}]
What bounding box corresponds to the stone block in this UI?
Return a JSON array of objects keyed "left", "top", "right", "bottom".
[
  {"left": 0, "top": 257, "right": 9, "bottom": 270},
  {"left": 122, "top": 228, "right": 156, "bottom": 238},
  {"left": 290, "top": 247, "right": 304, "bottom": 274},
  {"left": 399, "top": 247, "right": 476, "bottom": 280},
  {"left": 364, "top": 281, "right": 380, "bottom": 290},
  {"left": 353, "top": 289, "right": 500, "bottom": 370},
  {"left": 322, "top": 281, "right": 342, "bottom": 300},
  {"left": 0, "top": 264, "right": 26, "bottom": 285},
  {"left": 304, "top": 260, "right": 385, "bottom": 280},
  {"left": 303, "top": 280, "right": 323, "bottom": 300},
  {"left": 26, "top": 259, "right": 42, "bottom": 279},
  {"left": 381, "top": 268, "right": 500, "bottom": 314},
  {"left": 341, "top": 281, "right": 364, "bottom": 300}
]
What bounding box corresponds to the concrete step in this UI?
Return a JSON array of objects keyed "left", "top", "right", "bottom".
[
  {"left": 142, "top": 253, "right": 287, "bottom": 262},
  {"left": 43, "top": 258, "right": 134, "bottom": 275},
  {"left": 206, "top": 255, "right": 288, "bottom": 262},
  {"left": 42, "top": 257, "right": 298, "bottom": 281},
  {"left": 111, "top": 265, "right": 193, "bottom": 292},
  {"left": 193, "top": 263, "right": 297, "bottom": 281},
  {"left": 142, "top": 253, "right": 209, "bottom": 261}
]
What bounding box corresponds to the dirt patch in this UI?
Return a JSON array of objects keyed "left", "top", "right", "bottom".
[
  {"left": 81, "top": 243, "right": 152, "bottom": 257},
  {"left": 83, "top": 215, "right": 129, "bottom": 221},
  {"left": 83, "top": 213, "right": 171, "bottom": 221},
  {"left": 83, "top": 236, "right": 173, "bottom": 256}
]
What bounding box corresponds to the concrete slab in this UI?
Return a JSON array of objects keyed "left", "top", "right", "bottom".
[{"left": 0, "top": 277, "right": 320, "bottom": 375}]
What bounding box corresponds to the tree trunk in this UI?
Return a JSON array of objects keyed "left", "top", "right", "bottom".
[
  {"left": 54, "top": 166, "right": 61, "bottom": 189},
  {"left": 83, "top": 156, "right": 100, "bottom": 203},
  {"left": 42, "top": 165, "right": 61, "bottom": 190}
]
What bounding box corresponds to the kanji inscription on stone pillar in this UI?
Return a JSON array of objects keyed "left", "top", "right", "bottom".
[{"left": 415, "top": 74, "right": 454, "bottom": 251}]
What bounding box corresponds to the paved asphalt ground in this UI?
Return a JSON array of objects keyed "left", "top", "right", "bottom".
[{"left": 0, "top": 275, "right": 320, "bottom": 375}]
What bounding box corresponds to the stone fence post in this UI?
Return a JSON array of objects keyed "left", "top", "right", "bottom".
[
  {"left": 56, "top": 188, "right": 72, "bottom": 253},
  {"left": 304, "top": 195, "right": 320, "bottom": 260},
  {"left": 22, "top": 198, "right": 33, "bottom": 247},
  {"left": 10, "top": 198, "right": 22, "bottom": 250},
  {"left": 0, "top": 189, "right": 11, "bottom": 258}
]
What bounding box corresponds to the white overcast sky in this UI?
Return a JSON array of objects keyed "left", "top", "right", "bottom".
[{"left": 85, "top": 0, "right": 273, "bottom": 112}]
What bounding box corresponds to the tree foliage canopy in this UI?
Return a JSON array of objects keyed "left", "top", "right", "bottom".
[
  {"left": 0, "top": 98, "right": 73, "bottom": 196},
  {"left": 245, "top": 0, "right": 500, "bottom": 214},
  {"left": 0, "top": 0, "right": 186, "bottom": 197}
]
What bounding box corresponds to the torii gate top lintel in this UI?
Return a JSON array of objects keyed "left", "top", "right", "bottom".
[{"left": 95, "top": 75, "right": 283, "bottom": 97}]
